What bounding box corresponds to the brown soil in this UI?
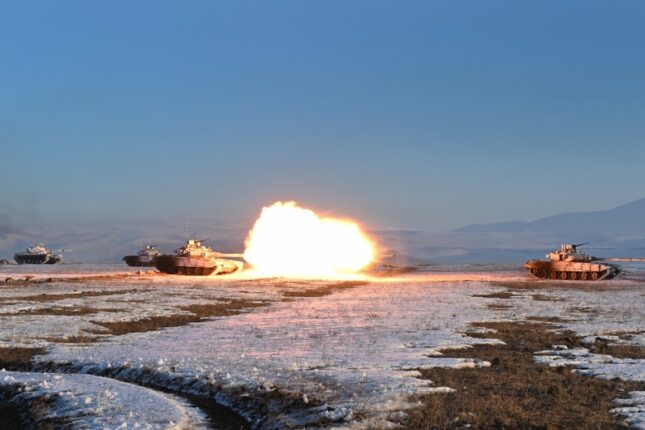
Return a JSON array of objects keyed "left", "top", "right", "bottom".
[
  {"left": 282, "top": 281, "right": 368, "bottom": 298},
  {"left": 406, "top": 321, "right": 645, "bottom": 429},
  {"left": 90, "top": 299, "right": 268, "bottom": 336}
]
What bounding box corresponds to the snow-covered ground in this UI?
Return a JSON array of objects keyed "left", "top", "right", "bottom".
[
  {"left": 0, "top": 371, "right": 208, "bottom": 429},
  {"left": 0, "top": 265, "right": 643, "bottom": 428}
]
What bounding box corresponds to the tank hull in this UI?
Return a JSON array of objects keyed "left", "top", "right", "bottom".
[
  {"left": 155, "top": 255, "right": 242, "bottom": 276},
  {"left": 524, "top": 260, "right": 619, "bottom": 281},
  {"left": 123, "top": 255, "right": 158, "bottom": 267},
  {"left": 14, "top": 253, "right": 61, "bottom": 265}
]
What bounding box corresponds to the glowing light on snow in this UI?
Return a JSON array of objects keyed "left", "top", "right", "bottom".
[{"left": 243, "top": 201, "right": 375, "bottom": 277}]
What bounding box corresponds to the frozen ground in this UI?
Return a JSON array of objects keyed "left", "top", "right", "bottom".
[{"left": 0, "top": 264, "right": 643, "bottom": 428}]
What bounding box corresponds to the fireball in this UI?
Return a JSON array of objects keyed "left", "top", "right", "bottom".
[{"left": 243, "top": 201, "right": 375, "bottom": 277}]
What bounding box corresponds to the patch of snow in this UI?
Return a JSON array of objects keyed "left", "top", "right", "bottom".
[{"left": 611, "top": 391, "right": 645, "bottom": 429}]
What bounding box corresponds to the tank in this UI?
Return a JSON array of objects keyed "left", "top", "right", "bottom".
[
  {"left": 524, "top": 243, "right": 645, "bottom": 281},
  {"left": 123, "top": 245, "right": 162, "bottom": 267},
  {"left": 155, "top": 239, "right": 244, "bottom": 276},
  {"left": 14, "top": 244, "right": 64, "bottom": 265}
]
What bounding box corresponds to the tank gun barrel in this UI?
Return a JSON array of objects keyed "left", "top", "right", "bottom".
[
  {"left": 214, "top": 252, "right": 244, "bottom": 258},
  {"left": 600, "top": 257, "right": 645, "bottom": 262}
]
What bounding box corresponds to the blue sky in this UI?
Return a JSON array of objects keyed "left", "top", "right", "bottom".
[{"left": 1, "top": 1, "right": 644, "bottom": 231}]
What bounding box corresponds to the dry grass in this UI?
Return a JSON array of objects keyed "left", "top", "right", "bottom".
[
  {"left": 605, "top": 329, "right": 645, "bottom": 340},
  {"left": 91, "top": 299, "right": 267, "bottom": 336},
  {"left": 40, "top": 336, "right": 99, "bottom": 344},
  {"left": 472, "top": 292, "right": 514, "bottom": 299},
  {"left": 0, "top": 289, "right": 139, "bottom": 303},
  {"left": 0, "top": 384, "right": 60, "bottom": 430},
  {"left": 531, "top": 294, "right": 565, "bottom": 302},
  {"left": 406, "top": 321, "right": 645, "bottom": 429},
  {"left": 282, "top": 281, "right": 368, "bottom": 298},
  {"left": 486, "top": 303, "right": 514, "bottom": 310},
  {"left": 588, "top": 337, "right": 645, "bottom": 359},
  {"left": 0, "top": 346, "right": 46, "bottom": 371},
  {"left": 525, "top": 316, "right": 572, "bottom": 323},
  {"left": 0, "top": 306, "right": 120, "bottom": 316},
  {"left": 180, "top": 301, "right": 267, "bottom": 317},
  {"left": 493, "top": 281, "right": 636, "bottom": 292},
  {"left": 567, "top": 306, "right": 599, "bottom": 314}
]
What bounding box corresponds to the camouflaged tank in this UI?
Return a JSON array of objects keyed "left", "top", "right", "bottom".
[
  {"left": 155, "top": 239, "right": 244, "bottom": 276},
  {"left": 123, "top": 245, "right": 162, "bottom": 267},
  {"left": 14, "top": 244, "right": 64, "bottom": 265},
  {"left": 524, "top": 243, "right": 645, "bottom": 281}
]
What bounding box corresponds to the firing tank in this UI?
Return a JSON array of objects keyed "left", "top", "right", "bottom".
[
  {"left": 524, "top": 243, "right": 645, "bottom": 281},
  {"left": 14, "top": 244, "right": 65, "bottom": 265},
  {"left": 155, "top": 239, "right": 244, "bottom": 276},
  {"left": 123, "top": 245, "right": 162, "bottom": 267}
]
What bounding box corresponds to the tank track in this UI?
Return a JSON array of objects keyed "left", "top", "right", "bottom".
[
  {"left": 528, "top": 268, "right": 615, "bottom": 281},
  {"left": 123, "top": 256, "right": 157, "bottom": 267},
  {"left": 14, "top": 255, "right": 59, "bottom": 264}
]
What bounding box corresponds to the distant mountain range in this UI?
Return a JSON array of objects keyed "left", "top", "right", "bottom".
[
  {"left": 455, "top": 198, "right": 645, "bottom": 234},
  {"left": 377, "top": 197, "right": 645, "bottom": 264}
]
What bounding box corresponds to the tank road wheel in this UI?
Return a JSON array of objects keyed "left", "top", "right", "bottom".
[
  {"left": 569, "top": 272, "right": 578, "bottom": 280},
  {"left": 537, "top": 270, "right": 548, "bottom": 279},
  {"left": 580, "top": 272, "right": 589, "bottom": 280},
  {"left": 550, "top": 271, "right": 558, "bottom": 279},
  {"left": 560, "top": 272, "right": 568, "bottom": 280},
  {"left": 591, "top": 272, "right": 599, "bottom": 281}
]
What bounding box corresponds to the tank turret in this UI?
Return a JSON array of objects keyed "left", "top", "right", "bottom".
[
  {"left": 524, "top": 243, "right": 645, "bottom": 281},
  {"left": 14, "top": 244, "right": 65, "bottom": 265},
  {"left": 155, "top": 239, "right": 244, "bottom": 276}
]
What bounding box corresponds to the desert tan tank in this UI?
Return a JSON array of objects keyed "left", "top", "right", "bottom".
[
  {"left": 155, "top": 239, "right": 244, "bottom": 276},
  {"left": 524, "top": 243, "right": 645, "bottom": 281}
]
